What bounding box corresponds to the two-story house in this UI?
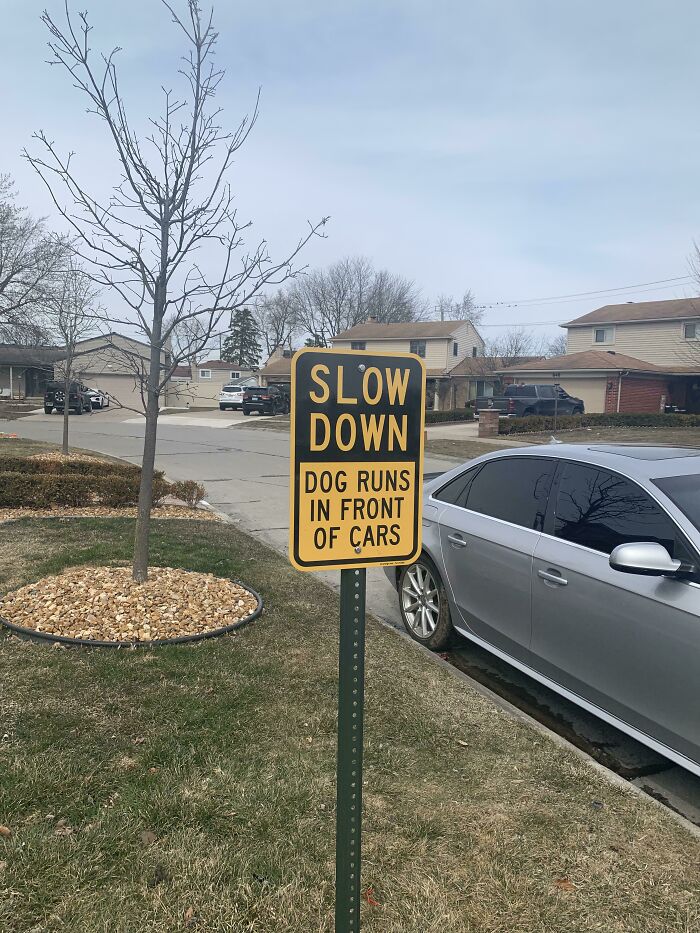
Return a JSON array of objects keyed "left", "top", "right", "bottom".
[
  {"left": 170, "top": 359, "right": 257, "bottom": 408},
  {"left": 331, "top": 319, "right": 485, "bottom": 410},
  {"left": 498, "top": 298, "right": 700, "bottom": 413}
]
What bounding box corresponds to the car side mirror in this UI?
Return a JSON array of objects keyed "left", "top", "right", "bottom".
[{"left": 609, "top": 542, "right": 681, "bottom": 577}]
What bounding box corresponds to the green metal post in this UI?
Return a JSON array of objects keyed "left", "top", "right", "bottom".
[{"left": 335, "top": 567, "right": 366, "bottom": 933}]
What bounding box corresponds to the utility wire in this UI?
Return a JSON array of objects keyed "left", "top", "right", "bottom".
[{"left": 476, "top": 275, "right": 693, "bottom": 308}]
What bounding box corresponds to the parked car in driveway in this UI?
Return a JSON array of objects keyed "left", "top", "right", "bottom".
[
  {"left": 475, "top": 383, "right": 584, "bottom": 417},
  {"left": 218, "top": 384, "right": 250, "bottom": 411},
  {"left": 242, "top": 384, "right": 290, "bottom": 416},
  {"left": 86, "top": 388, "right": 110, "bottom": 410},
  {"left": 386, "top": 444, "right": 700, "bottom": 776},
  {"left": 44, "top": 381, "right": 93, "bottom": 415}
]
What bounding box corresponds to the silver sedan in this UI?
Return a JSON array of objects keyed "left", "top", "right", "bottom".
[{"left": 386, "top": 445, "right": 700, "bottom": 776}]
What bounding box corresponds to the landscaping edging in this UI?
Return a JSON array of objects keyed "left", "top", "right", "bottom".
[{"left": 0, "top": 581, "right": 263, "bottom": 648}]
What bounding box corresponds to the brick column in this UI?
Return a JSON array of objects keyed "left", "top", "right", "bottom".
[{"left": 478, "top": 409, "right": 500, "bottom": 437}]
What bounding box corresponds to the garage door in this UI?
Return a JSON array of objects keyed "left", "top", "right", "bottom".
[
  {"left": 84, "top": 374, "right": 145, "bottom": 412},
  {"left": 557, "top": 378, "right": 606, "bottom": 414}
]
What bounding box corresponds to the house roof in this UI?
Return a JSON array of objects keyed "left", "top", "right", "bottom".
[
  {"left": 565, "top": 297, "right": 700, "bottom": 327},
  {"left": 198, "top": 359, "right": 248, "bottom": 370},
  {"left": 0, "top": 344, "right": 63, "bottom": 366},
  {"left": 497, "top": 349, "right": 667, "bottom": 374},
  {"left": 448, "top": 355, "right": 543, "bottom": 377},
  {"left": 172, "top": 365, "right": 192, "bottom": 378},
  {"left": 259, "top": 356, "right": 293, "bottom": 377},
  {"left": 333, "top": 320, "right": 467, "bottom": 341}
]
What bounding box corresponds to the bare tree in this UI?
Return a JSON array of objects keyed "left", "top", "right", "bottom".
[
  {"left": 252, "top": 289, "right": 299, "bottom": 357},
  {"left": 434, "top": 290, "right": 482, "bottom": 326},
  {"left": 485, "top": 327, "right": 546, "bottom": 367},
  {"left": 0, "top": 175, "right": 70, "bottom": 345},
  {"left": 46, "top": 259, "right": 99, "bottom": 453},
  {"left": 25, "top": 1, "right": 326, "bottom": 581},
  {"left": 290, "top": 256, "right": 425, "bottom": 346},
  {"left": 546, "top": 332, "right": 568, "bottom": 357}
]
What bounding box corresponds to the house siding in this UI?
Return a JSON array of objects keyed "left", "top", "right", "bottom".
[
  {"left": 332, "top": 337, "right": 449, "bottom": 371},
  {"left": 566, "top": 320, "right": 699, "bottom": 367}
]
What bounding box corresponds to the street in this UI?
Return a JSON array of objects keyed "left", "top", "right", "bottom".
[{"left": 5, "top": 407, "right": 700, "bottom": 826}]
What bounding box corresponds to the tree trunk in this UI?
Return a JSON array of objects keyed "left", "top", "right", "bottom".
[
  {"left": 132, "top": 293, "right": 165, "bottom": 583},
  {"left": 62, "top": 369, "right": 70, "bottom": 455}
]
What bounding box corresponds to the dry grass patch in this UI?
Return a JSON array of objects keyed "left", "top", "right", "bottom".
[
  {"left": 0, "top": 518, "right": 699, "bottom": 931},
  {"left": 0, "top": 504, "right": 219, "bottom": 524}
]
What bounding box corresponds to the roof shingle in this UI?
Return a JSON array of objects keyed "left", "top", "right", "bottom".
[
  {"left": 497, "top": 349, "right": 666, "bottom": 373},
  {"left": 333, "top": 320, "right": 466, "bottom": 341},
  {"left": 565, "top": 297, "right": 700, "bottom": 327}
]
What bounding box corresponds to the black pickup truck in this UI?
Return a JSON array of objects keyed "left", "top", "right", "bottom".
[{"left": 475, "top": 383, "right": 585, "bottom": 418}]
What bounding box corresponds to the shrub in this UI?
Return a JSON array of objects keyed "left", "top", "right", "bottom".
[
  {"left": 498, "top": 412, "right": 700, "bottom": 435},
  {"left": 170, "top": 479, "right": 206, "bottom": 508},
  {"left": 151, "top": 477, "right": 173, "bottom": 507},
  {"left": 425, "top": 409, "right": 475, "bottom": 424},
  {"left": 0, "top": 456, "right": 141, "bottom": 478},
  {"left": 0, "top": 473, "right": 91, "bottom": 508},
  {"left": 98, "top": 474, "right": 141, "bottom": 507}
]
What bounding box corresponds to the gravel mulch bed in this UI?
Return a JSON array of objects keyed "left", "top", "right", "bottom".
[
  {"left": 0, "top": 505, "right": 220, "bottom": 524},
  {"left": 0, "top": 566, "right": 259, "bottom": 643}
]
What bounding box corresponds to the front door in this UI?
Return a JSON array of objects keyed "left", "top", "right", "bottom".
[
  {"left": 437, "top": 456, "right": 557, "bottom": 661},
  {"left": 531, "top": 460, "right": 700, "bottom": 767}
]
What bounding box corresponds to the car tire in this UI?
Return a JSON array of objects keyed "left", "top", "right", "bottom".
[
  {"left": 44, "top": 406, "right": 52, "bottom": 414},
  {"left": 243, "top": 410, "right": 250, "bottom": 416},
  {"left": 523, "top": 407, "right": 534, "bottom": 416},
  {"left": 572, "top": 407, "right": 583, "bottom": 415},
  {"left": 219, "top": 404, "right": 226, "bottom": 411},
  {"left": 398, "top": 554, "right": 453, "bottom": 651}
]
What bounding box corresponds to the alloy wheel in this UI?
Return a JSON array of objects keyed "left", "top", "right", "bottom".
[{"left": 401, "top": 562, "right": 440, "bottom": 638}]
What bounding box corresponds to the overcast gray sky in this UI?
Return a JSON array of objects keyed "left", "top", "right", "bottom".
[{"left": 2, "top": 0, "right": 699, "bottom": 342}]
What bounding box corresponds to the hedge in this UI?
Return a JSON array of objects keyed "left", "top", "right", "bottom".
[
  {"left": 499, "top": 412, "right": 700, "bottom": 435},
  {"left": 0, "top": 473, "right": 92, "bottom": 508},
  {"left": 425, "top": 408, "right": 475, "bottom": 424},
  {"left": 0, "top": 456, "right": 142, "bottom": 478},
  {"left": 0, "top": 471, "right": 174, "bottom": 509}
]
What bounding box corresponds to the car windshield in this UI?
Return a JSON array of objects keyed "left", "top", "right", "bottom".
[{"left": 653, "top": 474, "right": 700, "bottom": 530}]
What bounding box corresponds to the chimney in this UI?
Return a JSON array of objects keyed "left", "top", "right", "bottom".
[
  {"left": 607, "top": 350, "right": 616, "bottom": 355},
  {"left": 367, "top": 314, "right": 378, "bottom": 323}
]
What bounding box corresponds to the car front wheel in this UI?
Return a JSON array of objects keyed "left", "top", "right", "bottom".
[{"left": 398, "top": 555, "right": 453, "bottom": 650}]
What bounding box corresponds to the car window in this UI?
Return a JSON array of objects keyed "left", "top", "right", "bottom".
[
  {"left": 432, "top": 466, "right": 480, "bottom": 507},
  {"left": 538, "top": 386, "right": 555, "bottom": 398},
  {"left": 554, "top": 462, "right": 680, "bottom": 556},
  {"left": 463, "top": 457, "right": 556, "bottom": 531}
]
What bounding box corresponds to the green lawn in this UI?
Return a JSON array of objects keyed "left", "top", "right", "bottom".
[{"left": 1, "top": 518, "right": 699, "bottom": 931}]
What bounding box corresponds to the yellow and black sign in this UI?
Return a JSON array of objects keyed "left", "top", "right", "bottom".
[{"left": 289, "top": 348, "right": 425, "bottom": 571}]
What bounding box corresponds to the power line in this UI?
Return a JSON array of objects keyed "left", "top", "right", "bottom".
[{"left": 476, "top": 275, "right": 693, "bottom": 309}]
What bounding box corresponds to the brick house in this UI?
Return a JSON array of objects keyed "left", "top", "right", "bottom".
[{"left": 499, "top": 298, "right": 700, "bottom": 413}]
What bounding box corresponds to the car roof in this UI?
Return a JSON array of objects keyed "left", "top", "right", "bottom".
[{"left": 472, "top": 443, "right": 700, "bottom": 480}]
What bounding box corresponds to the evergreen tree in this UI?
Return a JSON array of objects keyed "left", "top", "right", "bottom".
[{"left": 222, "top": 307, "right": 261, "bottom": 368}]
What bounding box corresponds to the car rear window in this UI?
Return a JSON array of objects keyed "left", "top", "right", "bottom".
[{"left": 504, "top": 384, "right": 537, "bottom": 397}]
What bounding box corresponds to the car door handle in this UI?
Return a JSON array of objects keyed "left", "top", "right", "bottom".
[
  {"left": 447, "top": 533, "right": 468, "bottom": 549},
  {"left": 538, "top": 569, "right": 568, "bottom": 586}
]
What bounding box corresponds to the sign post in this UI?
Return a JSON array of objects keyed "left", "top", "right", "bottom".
[{"left": 289, "top": 348, "right": 425, "bottom": 932}]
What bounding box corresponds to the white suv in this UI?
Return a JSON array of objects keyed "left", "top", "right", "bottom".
[{"left": 219, "top": 384, "right": 249, "bottom": 411}]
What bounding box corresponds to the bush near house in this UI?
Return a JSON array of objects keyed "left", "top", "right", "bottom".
[
  {"left": 499, "top": 412, "right": 700, "bottom": 435},
  {"left": 425, "top": 408, "right": 475, "bottom": 424},
  {"left": 0, "top": 457, "right": 141, "bottom": 477}
]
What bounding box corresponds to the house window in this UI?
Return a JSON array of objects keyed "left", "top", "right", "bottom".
[
  {"left": 351, "top": 341, "right": 366, "bottom": 350},
  {"left": 472, "top": 346, "right": 477, "bottom": 357},
  {"left": 410, "top": 339, "right": 426, "bottom": 358},
  {"left": 683, "top": 322, "right": 698, "bottom": 340},
  {"left": 593, "top": 326, "right": 614, "bottom": 345},
  {"left": 230, "top": 371, "right": 240, "bottom": 379},
  {"left": 452, "top": 341, "right": 458, "bottom": 356},
  {"left": 199, "top": 369, "right": 212, "bottom": 379}
]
